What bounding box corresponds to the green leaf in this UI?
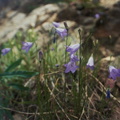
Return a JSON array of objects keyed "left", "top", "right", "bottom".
[
  {"left": 8, "top": 83, "right": 29, "bottom": 91},
  {"left": 0, "top": 71, "right": 39, "bottom": 78},
  {"left": 5, "top": 58, "right": 22, "bottom": 72}
]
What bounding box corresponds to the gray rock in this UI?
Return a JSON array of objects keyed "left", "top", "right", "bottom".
[
  {"left": 3, "top": 29, "right": 18, "bottom": 42},
  {"left": 100, "top": 0, "right": 120, "bottom": 7},
  {"left": 0, "top": 3, "right": 67, "bottom": 43},
  {"left": 19, "top": 14, "right": 37, "bottom": 31},
  {"left": 10, "top": 12, "right": 26, "bottom": 24},
  {"left": 0, "top": 23, "right": 16, "bottom": 39},
  {"left": 41, "top": 22, "right": 53, "bottom": 31},
  {"left": 0, "top": 12, "right": 26, "bottom": 41},
  {"left": 6, "top": 10, "right": 18, "bottom": 19},
  {"left": 0, "top": 13, "right": 36, "bottom": 42},
  {"left": 30, "top": 4, "right": 60, "bottom": 16},
  {"left": 36, "top": 14, "right": 50, "bottom": 26}
]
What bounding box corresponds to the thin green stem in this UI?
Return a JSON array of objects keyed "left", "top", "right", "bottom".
[
  {"left": 54, "top": 32, "right": 58, "bottom": 64},
  {"left": 64, "top": 21, "right": 69, "bottom": 107},
  {"left": 78, "top": 28, "right": 83, "bottom": 116}
]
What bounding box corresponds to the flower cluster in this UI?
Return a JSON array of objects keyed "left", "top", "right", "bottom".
[
  {"left": 64, "top": 43, "right": 95, "bottom": 73},
  {"left": 2, "top": 21, "right": 120, "bottom": 100},
  {"left": 53, "top": 22, "right": 67, "bottom": 38},
  {"left": 1, "top": 42, "right": 33, "bottom": 56},
  {"left": 64, "top": 43, "right": 80, "bottom": 73}
]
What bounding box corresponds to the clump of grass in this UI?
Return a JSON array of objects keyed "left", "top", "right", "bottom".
[{"left": 0, "top": 22, "right": 119, "bottom": 120}]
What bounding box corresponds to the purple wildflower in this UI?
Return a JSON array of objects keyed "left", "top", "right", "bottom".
[
  {"left": 70, "top": 54, "right": 79, "bottom": 62},
  {"left": 22, "top": 42, "right": 33, "bottom": 53},
  {"left": 55, "top": 64, "right": 59, "bottom": 67},
  {"left": 53, "top": 22, "right": 60, "bottom": 28},
  {"left": 56, "top": 28, "right": 67, "bottom": 38},
  {"left": 106, "top": 89, "right": 110, "bottom": 98},
  {"left": 64, "top": 61, "right": 78, "bottom": 73},
  {"left": 109, "top": 66, "right": 120, "bottom": 80},
  {"left": 95, "top": 13, "right": 100, "bottom": 19},
  {"left": 86, "top": 55, "right": 94, "bottom": 70},
  {"left": 51, "top": 48, "right": 55, "bottom": 51},
  {"left": 1, "top": 48, "right": 11, "bottom": 55},
  {"left": 39, "top": 51, "right": 43, "bottom": 60},
  {"left": 66, "top": 44, "right": 80, "bottom": 54}
]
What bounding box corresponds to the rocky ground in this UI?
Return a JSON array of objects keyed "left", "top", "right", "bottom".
[{"left": 0, "top": 0, "right": 120, "bottom": 49}]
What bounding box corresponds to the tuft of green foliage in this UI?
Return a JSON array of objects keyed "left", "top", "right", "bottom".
[{"left": 0, "top": 22, "right": 117, "bottom": 120}]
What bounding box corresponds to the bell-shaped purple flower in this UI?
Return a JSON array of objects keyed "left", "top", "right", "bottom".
[
  {"left": 64, "top": 61, "right": 78, "bottom": 73},
  {"left": 56, "top": 28, "right": 67, "bottom": 38},
  {"left": 1, "top": 48, "right": 11, "bottom": 55},
  {"left": 86, "top": 55, "right": 94, "bottom": 70},
  {"left": 39, "top": 51, "right": 43, "bottom": 61},
  {"left": 109, "top": 66, "right": 120, "bottom": 80},
  {"left": 53, "top": 22, "right": 60, "bottom": 28},
  {"left": 70, "top": 54, "right": 79, "bottom": 62},
  {"left": 55, "top": 64, "right": 59, "bottom": 67},
  {"left": 22, "top": 42, "right": 33, "bottom": 53},
  {"left": 66, "top": 44, "right": 80, "bottom": 54},
  {"left": 106, "top": 89, "right": 110, "bottom": 98},
  {"left": 95, "top": 13, "right": 100, "bottom": 19}
]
